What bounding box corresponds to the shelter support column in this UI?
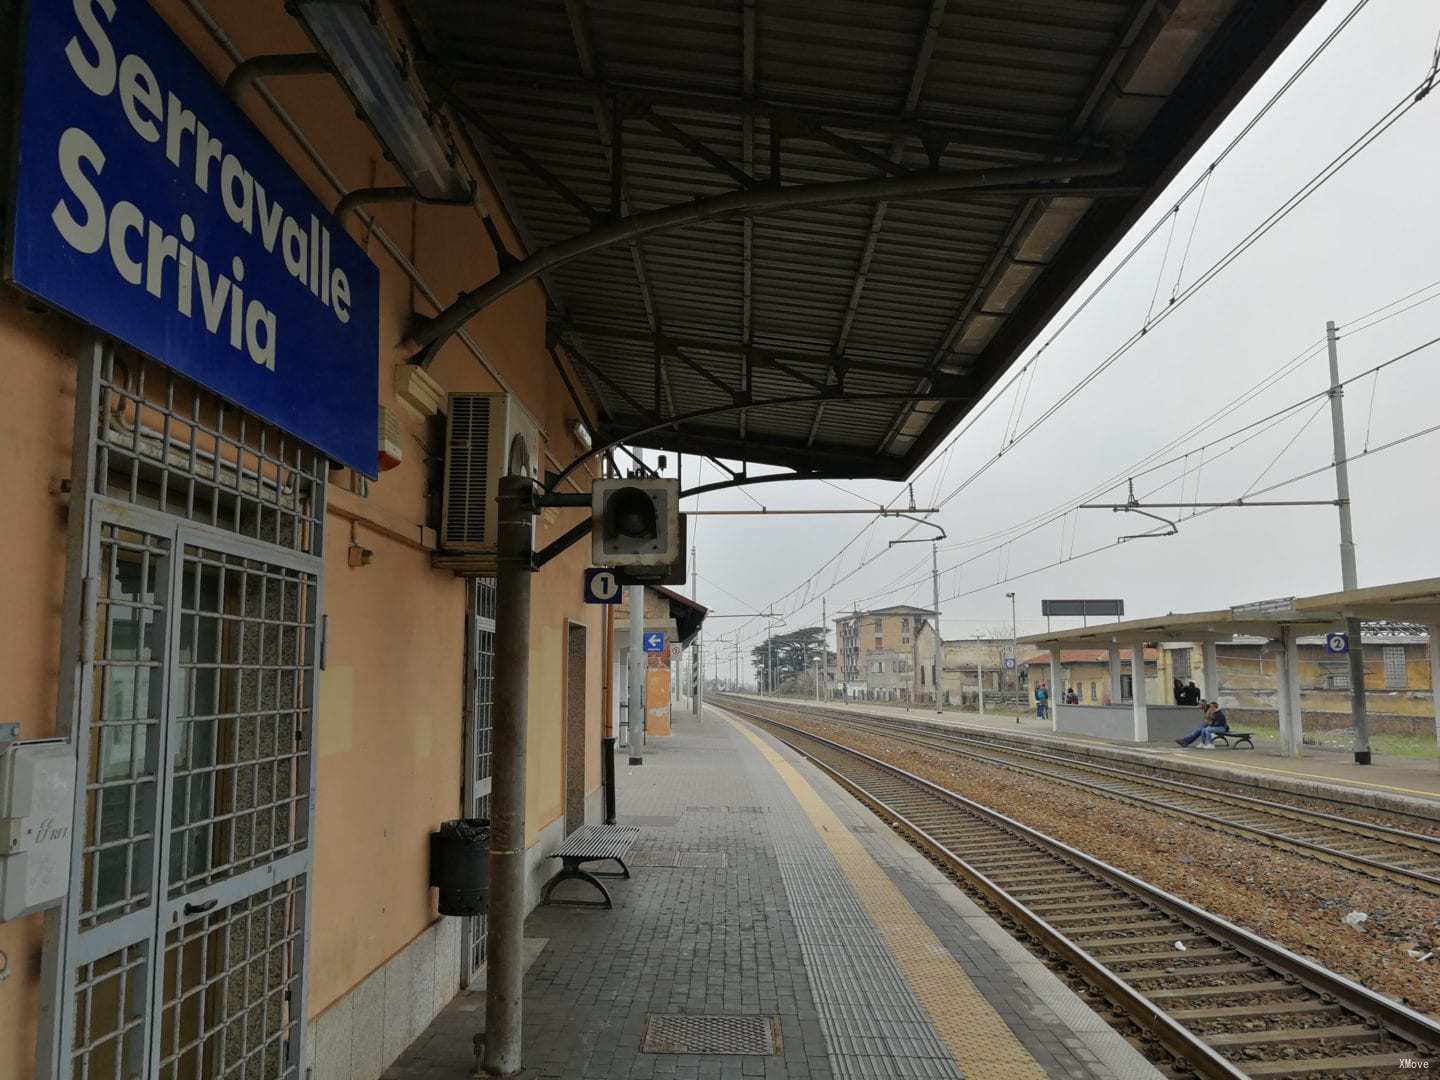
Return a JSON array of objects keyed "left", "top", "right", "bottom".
[
  {"left": 1276, "top": 627, "right": 1304, "bottom": 757},
  {"left": 1108, "top": 645, "right": 1122, "bottom": 705},
  {"left": 482, "top": 476, "right": 535, "bottom": 1077},
  {"left": 628, "top": 585, "right": 646, "bottom": 766},
  {"left": 1048, "top": 648, "right": 1062, "bottom": 731},
  {"left": 1202, "top": 642, "right": 1219, "bottom": 702},
  {"left": 1429, "top": 624, "right": 1440, "bottom": 751},
  {"left": 1131, "top": 643, "right": 1149, "bottom": 741}
]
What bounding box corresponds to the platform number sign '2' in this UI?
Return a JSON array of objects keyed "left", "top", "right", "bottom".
[
  {"left": 6, "top": 0, "right": 380, "bottom": 475},
  {"left": 1324, "top": 632, "right": 1350, "bottom": 655}
]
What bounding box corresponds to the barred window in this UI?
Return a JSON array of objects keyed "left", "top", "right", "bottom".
[
  {"left": 1172, "top": 650, "right": 1192, "bottom": 678},
  {"left": 1384, "top": 646, "right": 1407, "bottom": 689}
]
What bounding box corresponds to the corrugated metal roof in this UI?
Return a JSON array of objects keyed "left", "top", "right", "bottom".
[{"left": 405, "top": 0, "right": 1320, "bottom": 478}]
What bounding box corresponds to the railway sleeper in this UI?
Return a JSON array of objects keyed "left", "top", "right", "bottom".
[
  {"left": 1170, "top": 1000, "right": 1342, "bottom": 1021},
  {"left": 1147, "top": 980, "right": 1296, "bottom": 1001},
  {"left": 1205, "top": 1024, "right": 1380, "bottom": 1047},
  {"left": 1242, "top": 1050, "right": 1428, "bottom": 1075}
]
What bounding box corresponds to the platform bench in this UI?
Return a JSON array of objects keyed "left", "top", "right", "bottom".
[
  {"left": 540, "top": 824, "right": 640, "bottom": 909},
  {"left": 1209, "top": 732, "right": 1255, "bottom": 749}
]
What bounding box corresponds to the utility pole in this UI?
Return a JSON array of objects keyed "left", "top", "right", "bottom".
[
  {"left": 931, "top": 542, "right": 943, "bottom": 714},
  {"left": 483, "top": 474, "right": 536, "bottom": 1076},
  {"left": 1007, "top": 591, "right": 1018, "bottom": 705},
  {"left": 1327, "top": 320, "right": 1370, "bottom": 764}
]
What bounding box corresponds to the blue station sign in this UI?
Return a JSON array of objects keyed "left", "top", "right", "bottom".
[{"left": 6, "top": 0, "right": 381, "bottom": 475}]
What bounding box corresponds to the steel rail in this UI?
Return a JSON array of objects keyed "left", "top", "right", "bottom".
[
  {"left": 800, "top": 709, "right": 1440, "bottom": 895},
  {"left": 719, "top": 701, "right": 1440, "bottom": 1076}
]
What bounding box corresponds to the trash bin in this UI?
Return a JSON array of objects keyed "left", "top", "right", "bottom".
[{"left": 428, "top": 818, "right": 490, "bottom": 916}]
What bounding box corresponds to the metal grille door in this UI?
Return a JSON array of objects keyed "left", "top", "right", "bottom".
[
  {"left": 46, "top": 345, "right": 324, "bottom": 1080},
  {"left": 461, "top": 578, "right": 496, "bottom": 986}
]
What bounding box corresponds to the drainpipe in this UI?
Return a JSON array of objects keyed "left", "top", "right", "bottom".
[
  {"left": 602, "top": 603, "right": 616, "bottom": 824},
  {"left": 482, "top": 475, "right": 536, "bottom": 1077}
]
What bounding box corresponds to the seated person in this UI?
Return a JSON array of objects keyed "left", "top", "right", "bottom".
[{"left": 1176, "top": 701, "right": 1229, "bottom": 748}]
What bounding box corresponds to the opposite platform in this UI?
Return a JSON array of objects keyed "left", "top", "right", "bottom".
[{"left": 379, "top": 706, "right": 1157, "bottom": 1080}]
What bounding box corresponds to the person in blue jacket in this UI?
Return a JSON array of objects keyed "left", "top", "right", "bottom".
[{"left": 1034, "top": 682, "right": 1050, "bottom": 720}]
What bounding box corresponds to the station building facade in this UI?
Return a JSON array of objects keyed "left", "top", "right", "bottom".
[{"left": 0, "top": 3, "right": 605, "bottom": 1078}]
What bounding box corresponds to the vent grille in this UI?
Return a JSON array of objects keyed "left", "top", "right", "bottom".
[
  {"left": 641, "top": 1014, "right": 779, "bottom": 1055},
  {"left": 443, "top": 394, "right": 493, "bottom": 549}
]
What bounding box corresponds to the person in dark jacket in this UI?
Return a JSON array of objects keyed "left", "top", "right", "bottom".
[
  {"left": 1176, "top": 701, "right": 1229, "bottom": 748},
  {"left": 1181, "top": 680, "right": 1202, "bottom": 706},
  {"left": 1173, "top": 677, "right": 1185, "bottom": 705}
]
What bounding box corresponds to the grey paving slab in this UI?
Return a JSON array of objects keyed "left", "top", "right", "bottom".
[{"left": 380, "top": 706, "right": 1158, "bottom": 1080}]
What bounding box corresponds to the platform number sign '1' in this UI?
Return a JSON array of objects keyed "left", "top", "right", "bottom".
[
  {"left": 583, "top": 568, "right": 622, "bottom": 605},
  {"left": 5, "top": 0, "right": 381, "bottom": 475}
]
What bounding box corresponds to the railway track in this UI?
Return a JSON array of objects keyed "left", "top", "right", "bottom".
[
  {"left": 722, "top": 702, "right": 1440, "bottom": 1078},
  {"left": 735, "top": 698, "right": 1440, "bottom": 896}
]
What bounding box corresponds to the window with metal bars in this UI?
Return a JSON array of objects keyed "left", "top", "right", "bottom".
[
  {"left": 95, "top": 348, "right": 326, "bottom": 555},
  {"left": 1383, "top": 646, "right": 1407, "bottom": 689}
]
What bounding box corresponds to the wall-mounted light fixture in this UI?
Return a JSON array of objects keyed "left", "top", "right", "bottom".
[
  {"left": 570, "top": 419, "right": 593, "bottom": 451},
  {"left": 289, "top": 1, "right": 472, "bottom": 202}
]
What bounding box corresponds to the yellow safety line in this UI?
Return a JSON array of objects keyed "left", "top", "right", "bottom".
[{"left": 732, "top": 719, "right": 1048, "bottom": 1080}]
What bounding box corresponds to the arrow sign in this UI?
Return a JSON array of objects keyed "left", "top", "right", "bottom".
[
  {"left": 643, "top": 631, "right": 666, "bottom": 653},
  {"left": 583, "top": 568, "right": 622, "bottom": 605}
]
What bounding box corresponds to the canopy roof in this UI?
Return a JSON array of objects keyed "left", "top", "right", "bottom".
[
  {"left": 404, "top": 0, "right": 1320, "bottom": 479},
  {"left": 1020, "top": 578, "right": 1440, "bottom": 648}
]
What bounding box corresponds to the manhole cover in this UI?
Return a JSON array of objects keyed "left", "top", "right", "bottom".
[{"left": 641, "top": 1014, "right": 780, "bottom": 1055}]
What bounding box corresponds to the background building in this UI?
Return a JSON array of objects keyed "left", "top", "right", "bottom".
[{"left": 834, "top": 605, "right": 937, "bottom": 702}]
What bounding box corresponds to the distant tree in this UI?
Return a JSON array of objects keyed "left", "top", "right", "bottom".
[{"left": 750, "top": 627, "right": 834, "bottom": 692}]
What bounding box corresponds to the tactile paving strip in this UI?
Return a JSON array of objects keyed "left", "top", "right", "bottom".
[
  {"left": 641, "top": 1014, "right": 779, "bottom": 1055},
  {"left": 734, "top": 719, "right": 1049, "bottom": 1080}
]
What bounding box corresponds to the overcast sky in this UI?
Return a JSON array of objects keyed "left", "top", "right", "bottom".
[{"left": 650, "top": 1, "right": 1440, "bottom": 671}]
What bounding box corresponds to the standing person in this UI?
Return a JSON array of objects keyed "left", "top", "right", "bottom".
[
  {"left": 1066, "top": 687, "right": 1079, "bottom": 704},
  {"left": 1035, "top": 682, "right": 1049, "bottom": 720},
  {"left": 1182, "top": 680, "right": 1202, "bottom": 706},
  {"left": 1173, "top": 677, "right": 1185, "bottom": 705},
  {"left": 1176, "top": 701, "right": 1230, "bottom": 748}
]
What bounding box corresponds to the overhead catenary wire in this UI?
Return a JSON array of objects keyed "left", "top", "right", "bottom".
[{"left": 839, "top": 328, "right": 1440, "bottom": 612}]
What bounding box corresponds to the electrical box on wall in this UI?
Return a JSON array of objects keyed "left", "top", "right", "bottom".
[{"left": 0, "top": 738, "right": 75, "bottom": 922}]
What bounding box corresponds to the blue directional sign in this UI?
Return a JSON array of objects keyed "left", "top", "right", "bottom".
[
  {"left": 643, "top": 631, "right": 666, "bottom": 653},
  {"left": 1324, "top": 632, "right": 1350, "bottom": 655},
  {"left": 583, "top": 568, "right": 622, "bottom": 605},
  {"left": 7, "top": 1, "right": 380, "bottom": 474}
]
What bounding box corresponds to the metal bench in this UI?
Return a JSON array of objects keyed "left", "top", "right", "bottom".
[
  {"left": 1209, "top": 732, "right": 1255, "bottom": 749},
  {"left": 540, "top": 824, "right": 640, "bottom": 909}
]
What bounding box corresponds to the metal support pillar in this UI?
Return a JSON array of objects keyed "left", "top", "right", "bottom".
[
  {"left": 482, "top": 476, "right": 536, "bottom": 1078},
  {"left": 977, "top": 663, "right": 985, "bottom": 715},
  {"left": 1048, "top": 648, "right": 1062, "bottom": 732},
  {"left": 1327, "top": 320, "right": 1370, "bottom": 764},
  {"left": 1429, "top": 624, "right": 1440, "bottom": 752},
  {"left": 1276, "top": 627, "right": 1304, "bottom": 757},
  {"left": 628, "top": 585, "right": 646, "bottom": 765},
  {"left": 1201, "top": 642, "right": 1219, "bottom": 702},
  {"left": 1108, "top": 645, "right": 1123, "bottom": 705},
  {"left": 932, "top": 545, "right": 943, "bottom": 715},
  {"left": 1130, "top": 643, "right": 1149, "bottom": 741}
]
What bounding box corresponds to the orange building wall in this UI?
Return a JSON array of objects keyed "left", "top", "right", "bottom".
[{"left": 0, "top": 1, "right": 606, "bottom": 1072}]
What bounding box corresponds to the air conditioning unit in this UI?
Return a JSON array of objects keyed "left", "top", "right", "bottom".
[{"left": 440, "top": 393, "right": 541, "bottom": 553}]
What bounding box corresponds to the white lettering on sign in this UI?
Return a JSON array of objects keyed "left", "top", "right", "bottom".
[{"left": 49, "top": 0, "right": 358, "bottom": 377}]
